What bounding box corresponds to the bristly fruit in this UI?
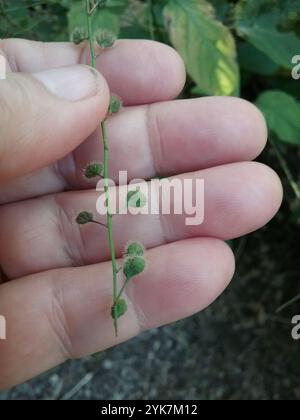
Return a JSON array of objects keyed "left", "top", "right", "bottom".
[
  {"left": 123, "top": 256, "right": 146, "bottom": 281},
  {"left": 71, "top": 27, "right": 88, "bottom": 45},
  {"left": 84, "top": 163, "right": 103, "bottom": 179},
  {"left": 125, "top": 242, "right": 145, "bottom": 257},
  {"left": 76, "top": 211, "right": 94, "bottom": 225},
  {"left": 96, "top": 29, "right": 116, "bottom": 49},
  {"left": 98, "top": 0, "right": 108, "bottom": 8},
  {"left": 127, "top": 187, "right": 147, "bottom": 208},
  {"left": 108, "top": 94, "right": 123, "bottom": 115},
  {"left": 111, "top": 299, "right": 128, "bottom": 319}
]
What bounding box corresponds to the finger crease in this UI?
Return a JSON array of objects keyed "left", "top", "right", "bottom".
[
  {"left": 47, "top": 278, "right": 74, "bottom": 360},
  {"left": 55, "top": 197, "right": 85, "bottom": 267},
  {"left": 146, "top": 104, "right": 164, "bottom": 177}
]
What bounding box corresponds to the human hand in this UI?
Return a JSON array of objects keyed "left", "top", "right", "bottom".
[{"left": 0, "top": 39, "right": 282, "bottom": 388}]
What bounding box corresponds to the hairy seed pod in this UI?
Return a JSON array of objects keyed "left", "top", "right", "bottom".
[
  {"left": 111, "top": 299, "right": 128, "bottom": 319},
  {"left": 127, "top": 188, "right": 147, "bottom": 208},
  {"left": 76, "top": 211, "right": 94, "bottom": 225},
  {"left": 96, "top": 30, "right": 116, "bottom": 49},
  {"left": 108, "top": 94, "right": 123, "bottom": 115},
  {"left": 125, "top": 242, "right": 145, "bottom": 257},
  {"left": 85, "top": 163, "right": 103, "bottom": 179},
  {"left": 71, "top": 27, "right": 87, "bottom": 45},
  {"left": 123, "top": 256, "right": 146, "bottom": 280}
]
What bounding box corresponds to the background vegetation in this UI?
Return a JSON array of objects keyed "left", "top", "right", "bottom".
[{"left": 0, "top": 0, "right": 300, "bottom": 400}]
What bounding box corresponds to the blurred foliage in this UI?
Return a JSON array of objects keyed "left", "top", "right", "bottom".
[{"left": 0, "top": 0, "right": 300, "bottom": 218}]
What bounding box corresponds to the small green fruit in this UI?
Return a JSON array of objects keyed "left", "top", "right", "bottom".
[
  {"left": 111, "top": 299, "right": 128, "bottom": 319},
  {"left": 108, "top": 94, "right": 122, "bottom": 115},
  {"left": 76, "top": 211, "right": 94, "bottom": 225},
  {"left": 123, "top": 256, "right": 146, "bottom": 280},
  {"left": 85, "top": 163, "right": 103, "bottom": 179},
  {"left": 71, "top": 27, "right": 87, "bottom": 45},
  {"left": 98, "top": 0, "right": 108, "bottom": 8},
  {"left": 127, "top": 187, "right": 147, "bottom": 208},
  {"left": 96, "top": 30, "right": 116, "bottom": 49},
  {"left": 125, "top": 242, "right": 145, "bottom": 257}
]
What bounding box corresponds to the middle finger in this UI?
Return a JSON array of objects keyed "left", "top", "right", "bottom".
[{"left": 0, "top": 97, "right": 267, "bottom": 204}]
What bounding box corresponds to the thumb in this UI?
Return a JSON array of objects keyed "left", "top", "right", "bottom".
[{"left": 0, "top": 64, "right": 110, "bottom": 182}]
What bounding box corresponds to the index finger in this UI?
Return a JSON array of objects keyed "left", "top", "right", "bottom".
[{"left": 1, "top": 39, "right": 186, "bottom": 105}]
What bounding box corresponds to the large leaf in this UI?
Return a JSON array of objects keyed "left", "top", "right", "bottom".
[
  {"left": 164, "top": 0, "right": 240, "bottom": 96},
  {"left": 68, "top": 1, "right": 121, "bottom": 35},
  {"left": 238, "top": 42, "right": 279, "bottom": 76},
  {"left": 234, "top": 0, "right": 300, "bottom": 70},
  {"left": 256, "top": 90, "right": 300, "bottom": 145}
]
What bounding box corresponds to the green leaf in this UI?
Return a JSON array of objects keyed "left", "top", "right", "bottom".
[
  {"left": 234, "top": 0, "right": 300, "bottom": 70},
  {"left": 119, "top": 0, "right": 150, "bottom": 39},
  {"left": 127, "top": 188, "right": 147, "bottom": 208},
  {"left": 256, "top": 90, "right": 300, "bottom": 145},
  {"left": 123, "top": 257, "right": 146, "bottom": 281},
  {"left": 238, "top": 42, "right": 279, "bottom": 76},
  {"left": 209, "top": 0, "right": 232, "bottom": 22},
  {"left": 111, "top": 299, "right": 128, "bottom": 319},
  {"left": 68, "top": 1, "right": 120, "bottom": 35},
  {"left": 164, "top": 0, "right": 240, "bottom": 96}
]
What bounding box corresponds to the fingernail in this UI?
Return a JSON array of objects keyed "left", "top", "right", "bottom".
[{"left": 33, "top": 65, "right": 101, "bottom": 101}]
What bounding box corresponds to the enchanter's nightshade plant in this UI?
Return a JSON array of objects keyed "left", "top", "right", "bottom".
[{"left": 74, "top": 0, "right": 146, "bottom": 336}]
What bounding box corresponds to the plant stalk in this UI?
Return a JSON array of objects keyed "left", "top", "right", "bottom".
[
  {"left": 269, "top": 136, "right": 300, "bottom": 200},
  {"left": 85, "top": 0, "right": 119, "bottom": 336}
]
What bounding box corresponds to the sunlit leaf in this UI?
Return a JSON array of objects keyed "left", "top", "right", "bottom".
[{"left": 164, "top": 0, "right": 240, "bottom": 96}]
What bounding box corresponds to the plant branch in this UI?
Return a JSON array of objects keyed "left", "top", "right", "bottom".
[
  {"left": 269, "top": 136, "right": 300, "bottom": 200},
  {"left": 147, "top": 0, "right": 155, "bottom": 40},
  {"left": 276, "top": 293, "right": 300, "bottom": 313},
  {"left": 91, "top": 220, "right": 108, "bottom": 228},
  {"left": 85, "top": 0, "right": 119, "bottom": 336}
]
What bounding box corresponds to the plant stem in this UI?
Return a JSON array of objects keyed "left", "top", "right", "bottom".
[
  {"left": 91, "top": 220, "right": 108, "bottom": 228},
  {"left": 102, "top": 122, "right": 119, "bottom": 336},
  {"left": 116, "top": 278, "right": 130, "bottom": 301},
  {"left": 86, "top": 1, "right": 96, "bottom": 68},
  {"left": 276, "top": 293, "right": 300, "bottom": 313},
  {"left": 147, "top": 0, "right": 155, "bottom": 40},
  {"left": 85, "top": 0, "right": 119, "bottom": 336},
  {"left": 269, "top": 137, "right": 300, "bottom": 200}
]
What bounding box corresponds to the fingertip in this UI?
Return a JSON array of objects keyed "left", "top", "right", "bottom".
[
  {"left": 219, "top": 162, "right": 283, "bottom": 237},
  {"left": 230, "top": 97, "right": 268, "bottom": 159},
  {"left": 152, "top": 41, "right": 186, "bottom": 100},
  {"left": 97, "top": 40, "right": 186, "bottom": 104},
  {"left": 184, "top": 238, "right": 235, "bottom": 311},
  {"left": 250, "top": 162, "right": 283, "bottom": 216}
]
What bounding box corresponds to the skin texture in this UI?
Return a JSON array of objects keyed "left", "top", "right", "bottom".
[{"left": 0, "top": 39, "right": 283, "bottom": 389}]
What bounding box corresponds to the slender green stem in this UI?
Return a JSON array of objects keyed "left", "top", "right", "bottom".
[
  {"left": 269, "top": 137, "right": 300, "bottom": 200},
  {"left": 276, "top": 293, "right": 300, "bottom": 313},
  {"left": 116, "top": 278, "right": 130, "bottom": 301},
  {"left": 85, "top": 0, "right": 119, "bottom": 336},
  {"left": 86, "top": 1, "right": 96, "bottom": 69},
  {"left": 102, "top": 122, "right": 119, "bottom": 336},
  {"left": 147, "top": 0, "right": 155, "bottom": 40},
  {"left": 91, "top": 220, "right": 108, "bottom": 228}
]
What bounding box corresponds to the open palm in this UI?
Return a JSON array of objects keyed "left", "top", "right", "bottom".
[{"left": 0, "top": 38, "right": 282, "bottom": 388}]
